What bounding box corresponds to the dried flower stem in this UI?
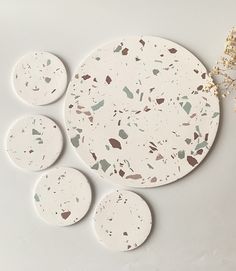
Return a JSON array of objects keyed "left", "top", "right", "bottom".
[{"left": 205, "top": 27, "right": 236, "bottom": 106}]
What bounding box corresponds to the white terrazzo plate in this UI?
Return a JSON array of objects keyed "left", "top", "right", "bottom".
[
  {"left": 93, "top": 190, "right": 152, "bottom": 251},
  {"left": 12, "top": 51, "right": 67, "bottom": 106},
  {"left": 33, "top": 167, "right": 92, "bottom": 226},
  {"left": 65, "top": 36, "right": 220, "bottom": 188},
  {"left": 6, "top": 115, "right": 63, "bottom": 171}
]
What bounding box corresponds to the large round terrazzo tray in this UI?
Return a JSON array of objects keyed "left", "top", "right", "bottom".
[{"left": 65, "top": 36, "right": 220, "bottom": 188}]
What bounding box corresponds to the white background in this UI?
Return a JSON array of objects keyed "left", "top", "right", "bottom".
[{"left": 0, "top": 0, "right": 236, "bottom": 270}]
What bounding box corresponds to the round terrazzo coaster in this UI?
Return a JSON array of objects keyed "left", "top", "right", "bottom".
[
  {"left": 93, "top": 190, "right": 152, "bottom": 251},
  {"left": 33, "top": 167, "right": 92, "bottom": 226},
  {"left": 64, "top": 36, "right": 220, "bottom": 188},
  {"left": 12, "top": 51, "right": 67, "bottom": 105},
  {"left": 6, "top": 115, "right": 63, "bottom": 171}
]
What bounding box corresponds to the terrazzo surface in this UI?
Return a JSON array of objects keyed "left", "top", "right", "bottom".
[
  {"left": 34, "top": 167, "right": 92, "bottom": 226},
  {"left": 65, "top": 36, "right": 220, "bottom": 188},
  {"left": 12, "top": 51, "right": 67, "bottom": 106},
  {"left": 6, "top": 115, "right": 63, "bottom": 171},
  {"left": 93, "top": 190, "right": 152, "bottom": 251}
]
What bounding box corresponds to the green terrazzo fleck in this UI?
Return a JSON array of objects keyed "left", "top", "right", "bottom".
[
  {"left": 91, "top": 100, "right": 104, "bottom": 111},
  {"left": 119, "top": 129, "right": 128, "bottom": 139},
  {"left": 71, "top": 134, "right": 80, "bottom": 147},
  {"left": 195, "top": 141, "right": 208, "bottom": 150},
  {"left": 183, "top": 102, "right": 192, "bottom": 114},
  {"left": 114, "top": 45, "right": 122, "bottom": 52},
  {"left": 153, "top": 69, "right": 159, "bottom": 75},
  {"left": 212, "top": 112, "right": 220, "bottom": 118},
  {"left": 178, "top": 150, "right": 185, "bottom": 159},
  {"left": 34, "top": 193, "right": 40, "bottom": 202},
  {"left": 100, "top": 159, "right": 111, "bottom": 172},
  {"left": 123, "top": 86, "right": 134, "bottom": 99},
  {"left": 32, "top": 129, "right": 41, "bottom": 135},
  {"left": 91, "top": 162, "right": 99, "bottom": 170}
]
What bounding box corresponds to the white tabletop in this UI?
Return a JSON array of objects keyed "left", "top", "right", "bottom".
[{"left": 0, "top": 0, "right": 236, "bottom": 270}]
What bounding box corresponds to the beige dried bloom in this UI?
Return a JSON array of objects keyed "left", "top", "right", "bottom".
[{"left": 205, "top": 27, "right": 236, "bottom": 105}]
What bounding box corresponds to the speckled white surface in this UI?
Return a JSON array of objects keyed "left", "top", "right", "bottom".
[
  {"left": 65, "top": 36, "right": 219, "bottom": 188},
  {"left": 1, "top": 1, "right": 236, "bottom": 270},
  {"left": 33, "top": 167, "right": 92, "bottom": 226},
  {"left": 6, "top": 115, "right": 63, "bottom": 171},
  {"left": 93, "top": 190, "right": 152, "bottom": 251},
  {"left": 12, "top": 51, "right": 67, "bottom": 105}
]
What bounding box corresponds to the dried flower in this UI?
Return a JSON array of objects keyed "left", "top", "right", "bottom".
[{"left": 205, "top": 27, "right": 236, "bottom": 108}]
